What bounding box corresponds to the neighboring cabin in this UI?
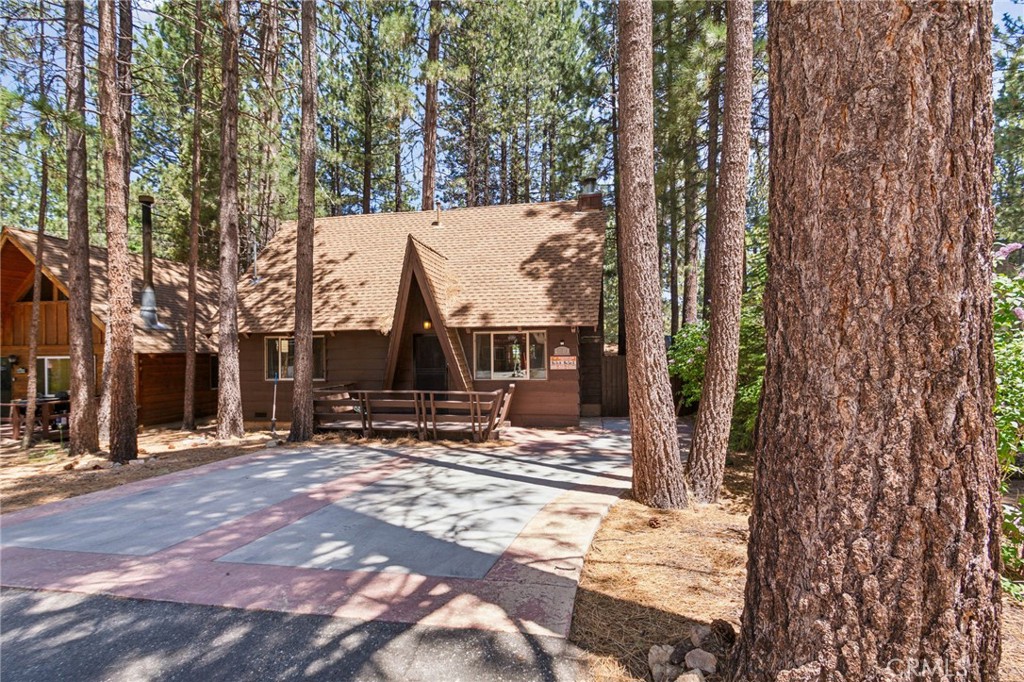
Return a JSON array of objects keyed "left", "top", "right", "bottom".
[
  {"left": 0, "top": 227, "right": 220, "bottom": 426},
  {"left": 234, "top": 191, "right": 606, "bottom": 427}
]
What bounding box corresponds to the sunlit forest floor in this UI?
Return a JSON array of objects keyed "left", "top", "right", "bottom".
[{"left": 571, "top": 452, "right": 1024, "bottom": 681}]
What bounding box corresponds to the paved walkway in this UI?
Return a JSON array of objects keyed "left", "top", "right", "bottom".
[{"left": 0, "top": 419, "right": 668, "bottom": 681}]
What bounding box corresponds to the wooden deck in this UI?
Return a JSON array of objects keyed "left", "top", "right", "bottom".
[{"left": 313, "top": 385, "right": 515, "bottom": 442}]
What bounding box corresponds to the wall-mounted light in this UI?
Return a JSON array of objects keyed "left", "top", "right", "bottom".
[
  {"left": 6, "top": 354, "right": 18, "bottom": 365},
  {"left": 423, "top": 319, "right": 433, "bottom": 331}
]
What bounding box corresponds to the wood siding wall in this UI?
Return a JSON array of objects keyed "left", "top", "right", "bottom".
[
  {"left": 456, "top": 325, "right": 581, "bottom": 428},
  {"left": 136, "top": 353, "right": 217, "bottom": 426},
  {"left": 238, "top": 332, "right": 389, "bottom": 421},
  {"left": 238, "top": 326, "right": 586, "bottom": 428},
  {"left": 4, "top": 302, "right": 71, "bottom": 347}
]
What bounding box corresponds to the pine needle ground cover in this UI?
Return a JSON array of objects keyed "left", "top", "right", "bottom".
[{"left": 570, "top": 452, "right": 1024, "bottom": 681}]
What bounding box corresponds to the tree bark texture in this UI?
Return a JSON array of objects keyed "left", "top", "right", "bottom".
[
  {"left": 216, "top": 0, "right": 245, "bottom": 440},
  {"left": 732, "top": 2, "right": 1001, "bottom": 679},
  {"left": 21, "top": 158, "right": 46, "bottom": 450},
  {"left": 255, "top": 0, "right": 281, "bottom": 247},
  {"left": 117, "top": 0, "right": 132, "bottom": 207},
  {"left": 362, "top": 16, "right": 374, "bottom": 215},
  {"left": 183, "top": 0, "right": 204, "bottom": 431},
  {"left": 617, "top": 0, "right": 687, "bottom": 510},
  {"left": 611, "top": 53, "right": 627, "bottom": 355},
  {"left": 669, "top": 161, "right": 680, "bottom": 337},
  {"left": 99, "top": 0, "right": 137, "bottom": 462},
  {"left": 702, "top": 16, "right": 722, "bottom": 322},
  {"left": 289, "top": 0, "right": 317, "bottom": 443},
  {"left": 22, "top": 0, "right": 46, "bottom": 451},
  {"left": 421, "top": 0, "right": 440, "bottom": 211},
  {"left": 687, "top": 0, "right": 753, "bottom": 504},
  {"left": 66, "top": 0, "right": 99, "bottom": 454},
  {"left": 682, "top": 122, "right": 700, "bottom": 325}
]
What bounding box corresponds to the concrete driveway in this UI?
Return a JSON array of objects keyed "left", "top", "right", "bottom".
[{"left": 1, "top": 421, "right": 636, "bottom": 681}]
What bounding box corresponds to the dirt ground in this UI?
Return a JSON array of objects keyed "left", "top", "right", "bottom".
[
  {"left": 0, "top": 424, "right": 278, "bottom": 514},
  {"left": 570, "top": 452, "right": 1024, "bottom": 681}
]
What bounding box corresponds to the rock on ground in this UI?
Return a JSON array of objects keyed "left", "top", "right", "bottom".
[{"left": 684, "top": 648, "right": 717, "bottom": 675}]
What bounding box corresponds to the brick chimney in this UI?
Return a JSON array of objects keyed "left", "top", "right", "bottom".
[{"left": 576, "top": 176, "right": 602, "bottom": 211}]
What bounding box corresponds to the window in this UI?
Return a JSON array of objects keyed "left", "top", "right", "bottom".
[
  {"left": 473, "top": 331, "right": 546, "bottom": 380},
  {"left": 36, "top": 357, "right": 71, "bottom": 397},
  {"left": 265, "top": 337, "right": 326, "bottom": 381}
]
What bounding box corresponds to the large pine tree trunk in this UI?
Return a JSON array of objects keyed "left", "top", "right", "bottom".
[
  {"left": 216, "top": 0, "right": 245, "bottom": 441},
  {"left": 362, "top": 16, "right": 374, "bottom": 215},
  {"left": 686, "top": 0, "right": 753, "bottom": 504},
  {"left": 256, "top": 0, "right": 281, "bottom": 247},
  {"left": 669, "top": 161, "right": 680, "bottom": 337},
  {"left": 66, "top": 0, "right": 99, "bottom": 454},
  {"left": 118, "top": 0, "right": 131, "bottom": 203},
  {"left": 610, "top": 51, "right": 627, "bottom": 355},
  {"left": 617, "top": 0, "right": 687, "bottom": 510},
  {"left": 289, "top": 0, "right": 317, "bottom": 443},
  {"left": 21, "top": 160, "right": 46, "bottom": 451},
  {"left": 421, "top": 0, "right": 440, "bottom": 211},
  {"left": 183, "top": 0, "right": 204, "bottom": 432},
  {"left": 22, "top": 1, "right": 47, "bottom": 452},
  {"left": 701, "top": 6, "right": 723, "bottom": 322},
  {"left": 98, "top": 0, "right": 137, "bottom": 462},
  {"left": 732, "top": 3, "right": 1001, "bottom": 678},
  {"left": 682, "top": 123, "right": 700, "bottom": 325}
]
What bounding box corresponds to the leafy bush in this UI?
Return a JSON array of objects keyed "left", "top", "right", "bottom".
[
  {"left": 668, "top": 304, "right": 765, "bottom": 451},
  {"left": 667, "top": 322, "right": 708, "bottom": 408},
  {"left": 994, "top": 244, "right": 1024, "bottom": 475},
  {"left": 994, "top": 243, "right": 1024, "bottom": 600}
]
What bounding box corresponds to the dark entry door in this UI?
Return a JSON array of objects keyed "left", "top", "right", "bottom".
[
  {"left": 413, "top": 334, "right": 447, "bottom": 392},
  {"left": 0, "top": 358, "right": 10, "bottom": 418}
]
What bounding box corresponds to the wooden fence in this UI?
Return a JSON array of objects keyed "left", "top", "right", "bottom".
[
  {"left": 313, "top": 385, "right": 515, "bottom": 442},
  {"left": 601, "top": 355, "right": 629, "bottom": 416}
]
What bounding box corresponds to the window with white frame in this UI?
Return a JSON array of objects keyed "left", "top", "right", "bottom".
[
  {"left": 36, "top": 356, "right": 71, "bottom": 397},
  {"left": 474, "top": 331, "right": 547, "bottom": 380},
  {"left": 265, "top": 337, "right": 326, "bottom": 381}
]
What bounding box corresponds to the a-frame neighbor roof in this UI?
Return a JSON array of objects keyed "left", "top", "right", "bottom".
[
  {"left": 1, "top": 227, "right": 220, "bottom": 354},
  {"left": 234, "top": 200, "right": 606, "bottom": 335}
]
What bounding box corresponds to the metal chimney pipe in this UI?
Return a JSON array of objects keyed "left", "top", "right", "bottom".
[
  {"left": 140, "top": 195, "right": 154, "bottom": 287},
  {"left": 138, "top": 195, "right": 167, "bottom": 330}
]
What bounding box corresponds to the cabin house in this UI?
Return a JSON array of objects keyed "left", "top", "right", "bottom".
[
  {"left": 0, "top": 224, "right": 220, "bottom": 427},
  {"left": 234, "top": 191, "right": 606, "bottom": 427}
]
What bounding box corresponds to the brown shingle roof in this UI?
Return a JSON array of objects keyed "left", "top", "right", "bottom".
[
  {"left": 2, "top": 227, "right": 219, "bottom": 354},
  {"left": 236, "top": 201, "right": 606, "bottom": 334}
]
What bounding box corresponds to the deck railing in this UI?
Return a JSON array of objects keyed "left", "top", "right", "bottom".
[{"left": 312, "top": 384, "right": 515, "bottom": 442}]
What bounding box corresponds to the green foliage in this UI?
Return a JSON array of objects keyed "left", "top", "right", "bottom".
[
  {"left": 1004, "top": 497, "right": 1024, "bottom": 602},
  {"left": 667, "top": 301, "right": 765, "bottom": 451},
  {"left": 996, "top": 11, "right": 1024, "bottom": 243},
  {"left": 994, "top": 245, "right": 1024, "bottom": 475},
  {"left": 667, "top": 322, "right": 708, "bottom": 407}
]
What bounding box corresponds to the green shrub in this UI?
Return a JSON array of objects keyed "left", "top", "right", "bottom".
[
  {"left": 668, "top": 303, "right": 765, "bottom": 451},
  {"left": 994, "top": 245, "right": 1024, "bottom": 475},
  {"left": 994, "top": 243, "right": 1024, "bottom": 600}
]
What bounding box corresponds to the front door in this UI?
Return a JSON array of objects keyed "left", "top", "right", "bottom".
[{"left": 413, "top": 334, "right": 447, "bottom": 392}]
